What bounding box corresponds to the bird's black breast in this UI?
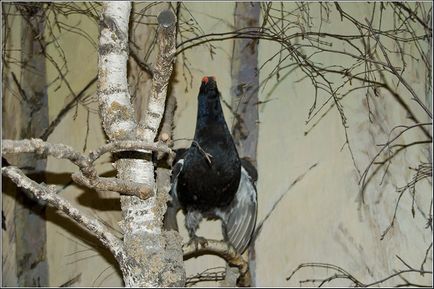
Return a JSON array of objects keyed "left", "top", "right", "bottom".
[{"left": 176, "top": 132, "right": 241, "bottom": 212}]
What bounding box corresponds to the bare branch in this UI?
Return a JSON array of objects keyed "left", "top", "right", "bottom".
[
  {"left": 71, "top": 173, "right": 152, "bottom": 199},
  {"left": 185, "top": 267, "right": 225, "bottom": 287},
  {"left": 88, "top": 140, "right": 174, "bottom": 162},
  {"left": 11, "top": 71, "right": 28, "bottom": 101},
  {"left": 158, "top": 93, "right": 177, "bottom": 143},
  {"left": 359, "top": 123, "right": 432, "bottom": 198},
  {"left": 98, "top": 2, "right": 136, "bottom": 141},
  {"left": 39, "top": 76, "right": 98, "bottom": 141},
  {"left": 2, "top": 138, "right": 93, "bottom": 173},
  {"left": 287, "top": 262, "right": 432, "bottom": 287},
  {"left": 420, "top": 242, "right": 433, "bottom": 274},
  {"left": 253, "top": 162, "right": 318, "bottom": 242},
  {"left": 393, "top": 2, "right": 433, "bottom": 34},
  {"left": 138, "top": 9, "right": 177, "bottom": 142},
  {"left": 375, "top": 159, "right": 431, "bottom": 219},
  {"left": 2, "top": 138, "right": 171, "bottom": 198},
  {"left": 364, "top": 18, "right": 432, "bottom": 119},
  {"left": 2, "top": 166, "right": 124, "bottom": 260},
  {"left": 183, "top": 239, "right": 250, "bottom": 287}
]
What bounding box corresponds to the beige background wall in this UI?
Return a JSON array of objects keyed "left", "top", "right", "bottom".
[{"left": 2, "top": 2, "right": 432, "bottom": 287}]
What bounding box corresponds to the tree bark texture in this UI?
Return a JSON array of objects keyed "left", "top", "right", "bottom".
[
  {"left": 230, "top": 2, "right": 261, "bottom": 286},
  {"left": 2, "top": 3, "right": 50, "bottom": 286},
  {"left": 97, "top": 2, "right": 184, "bottom": 286},
  {"left": 231, "top": 2, "right": 260, "bottom": 167}
]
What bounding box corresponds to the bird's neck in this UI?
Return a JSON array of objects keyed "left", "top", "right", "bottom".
[{"left": 194, "top": 96, "right": 230, "bottom": 141}]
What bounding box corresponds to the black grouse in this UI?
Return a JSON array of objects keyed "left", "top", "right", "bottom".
[{"left": 166, "top": 76, "right": 257, "bottom": 254}]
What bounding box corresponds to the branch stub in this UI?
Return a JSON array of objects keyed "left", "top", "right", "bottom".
[{"left": 157, "top": 9, "right": 176, "bottom": 28}]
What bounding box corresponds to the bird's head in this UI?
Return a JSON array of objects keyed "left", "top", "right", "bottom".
[
  {"left": 199, "top": 76, "right": 220, "bottom": 99},
  {"left": 196, "top": 76, "right": 225, "bottom": 123}
]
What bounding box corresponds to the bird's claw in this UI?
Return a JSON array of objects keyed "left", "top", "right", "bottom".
[{"left": 187, "top": 235, "right": 208, "bottom": 250}]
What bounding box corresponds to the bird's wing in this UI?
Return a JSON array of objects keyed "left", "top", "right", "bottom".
[
  {"left": 163, "top": 152, "right": 185, "bottom": 232},
  {"left": 220, "top": 164, "right": 257, "bottom": 254},
  {"left": 169, "top": 147, "right": 189, "bottom": 201},
  {"left": 240, "top": 157, "right": 258, "bottom": 184}
]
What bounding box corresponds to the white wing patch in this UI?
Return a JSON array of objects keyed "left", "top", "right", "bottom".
[
  {"left": 171, "top": 158, "right": 184, "bottom": 202},
  {"left": 220, "top": 166, "right": 257, "bottom": 254},
  {"left": 164, "top": 159, "right": 184, "bottom": 231}
]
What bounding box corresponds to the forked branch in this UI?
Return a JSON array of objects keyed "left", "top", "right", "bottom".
[
  {"left": 2, "top": 166, "right": 124, "bottom": 260},
  {"left": 2, "top": 138, "right": 172, "bottom": 198}
]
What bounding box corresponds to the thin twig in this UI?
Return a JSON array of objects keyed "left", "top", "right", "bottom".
[
  {"left": 364, "top": 18, "right": 432, "bottom": 119},
  {"left": 39, "top": 76, "right": 97, "bottom": 141}
]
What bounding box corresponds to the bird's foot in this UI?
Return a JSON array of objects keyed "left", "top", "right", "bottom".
[{"left": 187, "top": 235, "right": 208, "bottom": 250}]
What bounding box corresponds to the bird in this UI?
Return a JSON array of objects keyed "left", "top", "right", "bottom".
[{"left": 165, "top": 76, "right": 257, "bottom": 254}]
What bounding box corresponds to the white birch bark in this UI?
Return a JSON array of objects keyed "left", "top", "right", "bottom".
[
  {"left": 98, "top": 2, "right": 136, "bottom": 141},
  {"left": 97, "top": 2, "right": 184, "bottom": 286},
  {"left": 137, "top": 9, "right": 177, "bottom": 142},
  {"left": 3, "top": 2, "right": 183, "bottom": 286}
]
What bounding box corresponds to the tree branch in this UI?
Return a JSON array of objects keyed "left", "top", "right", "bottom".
[
  {"left": 359, "top": 123, "right": 432, "bottom": 198},
  {"left": 185, "top": 267, "right": 226, "bottom": 286},
  {"left": 183, "top": 239, "right": 250, "bottom": 286},
  {"left": 2, "top": 138, "right": 94, "bottom": 173},
  {"left": 137, "top": 9, "right": 177, "bottom": 142},
  {"left": 287, "top": 262, "right": 432, "bottom": 287},
  {"left": 96, "top": 4, "right": 184, "bottom": 286},
  {"left": 158, "top": 92, "right": 177, "bottom": 143},
  {"left": 364, "top": 18, "right": 432, "bottom": 119},
  {"left": 88, "top": 139, "right": 173, "bottom": 162},
  {"left": 98, "top": 1, "right": 136, "bottom": 141},
  {"left": 2, "top": 166, "right": 124, "bottom": 260},
  {"left": 253, "top": 162, "right": 319, "bottom": 242},
  {"left": 39, "top": 76, "right": 98, "bottom": 141},
  {"left": 71, "top": 173, "right": 152, "bottom": 199},
  {"left": 393, "top": 2, "right": 433, "bottom": 33},
  {"left": 2, "top": 138, "right": 172, "bottom": 198}
]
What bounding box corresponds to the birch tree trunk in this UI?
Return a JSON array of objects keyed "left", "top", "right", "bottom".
[
  {"left": 230, "top": 2, "right": 261, "bottom": 286},
  {"left": 2, "top": 3, "right": 50, "bottom": 286},
  {"left": 97, "top": 2, "right": 184, "bottom": 286}
]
